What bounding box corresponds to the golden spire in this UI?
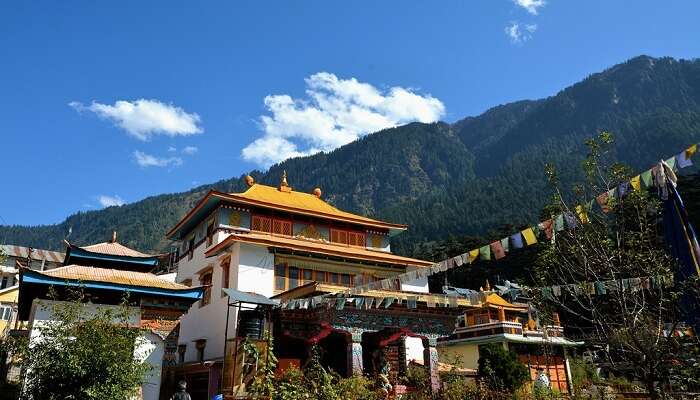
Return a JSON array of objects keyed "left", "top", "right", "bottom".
[
  {"left": 484, "top": 280, "right": 491, "bottom": 291},
  {"left": 111, "top": 231, "right": 117, "bottom": 243},
  {"left": 279, "top": 170, "right": 291, "bottom": 192}
]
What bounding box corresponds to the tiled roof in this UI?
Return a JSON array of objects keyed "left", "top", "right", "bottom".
[
  {"left": 483, "top": 293, "right": 528, "bottom": 310},
  {"left": 231, "top": 184, "right": 404, "bottom": 229},
  {"left": 79, "top": 242, "right": 153, "bottom": 258},
  {"left": 40, "top": 265, "right": 191, "bottom": 291},
  {"left": 206, "top": 232, "right": 433, "bottom": 267},
  {"left": 0, "top": 245, "right": 64, "bottom": 263}
]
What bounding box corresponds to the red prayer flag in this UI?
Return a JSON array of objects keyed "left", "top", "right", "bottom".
[
  {"left": 540, "top": 219, "right": 554, "bottom": 240},
  {"left": 490, "top": 241, "right": 506, "bottom": 260},
  {"left": 596, "top": 191, "right": 611, "bottom": 213}
]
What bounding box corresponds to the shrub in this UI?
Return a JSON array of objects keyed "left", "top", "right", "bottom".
[{"left": 477, "top": 343, "right": 530, "bottom": 392}]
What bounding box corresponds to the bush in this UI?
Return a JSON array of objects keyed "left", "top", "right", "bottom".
[{"left": 477, "top": 343, "right": 530, "bottom": 392}]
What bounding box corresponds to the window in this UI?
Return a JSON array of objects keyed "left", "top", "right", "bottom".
[
  {"left": 251, "top": 215, "right": 272, "bottom": 233},
  {"left": 273, "top": 265, "right": 354, "bottom": 291},
  {"left": 272, "top": 219, "right": 292, "bottom": 236},
  {"left": 288, "top": 267, "right": 299, "bottom": 289},
  {"left": 330, "top": 229, "right": 366, "bottom": 246},
  {"left": 348, "top": 232, "right": 366, "bottom": 247},
  {"left": 200, "top": 271, "right": 213, "bottom": 307},
  {"left": 0, "top": 277, "right": 7, "bottom": 289},
  {"left": 221, "top": 257, "right": 231, "bottom": 295},
  {"left": 206, "top": 220, "right": 215, "bottom": 247},
  {"left": 275, "top": 264, "right": 286, "bottom": 291},
  {"left": 195, "top": 339, "right": 206, "bottom": 362},
  {"left": 177, "top": 345, "right": 187, "bottom": 364},
  {"left": 0, "top": 306, "right": 11, "bottom": 321},
  {"left": 187, "top": 237, "right": 195, "bottom": 260}
]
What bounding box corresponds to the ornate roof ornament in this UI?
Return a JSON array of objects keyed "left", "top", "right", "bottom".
[{"left": 279, "top": 170, "right": 292, "bottom": 192}]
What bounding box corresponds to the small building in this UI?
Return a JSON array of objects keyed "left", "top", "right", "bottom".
[
  {"left": 165, "top": 173, "right": 433, "bottom": 399},
  {"left": 0, "top": 244, "right": 64, "bottom": 290},
  {"left": 15, "top": 234, "right": 203, "bottom": 400},
  {"left": 438, "top": 289, "right": 581, "bottom": 394}
]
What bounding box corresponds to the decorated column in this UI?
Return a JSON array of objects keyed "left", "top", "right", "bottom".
[
  {"left": 422, "top": 336, "right": 440, "bottom": 392},
  {"left": 347, "top": 331, "right": 364, "bottom": 376}
]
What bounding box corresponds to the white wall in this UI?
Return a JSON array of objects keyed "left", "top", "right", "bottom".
[
  {"left": 178, "top": 241, "right": 274, "bottom": 363},
  {"left": 134, "top": 331, "right": 165, "bottom": 400}
]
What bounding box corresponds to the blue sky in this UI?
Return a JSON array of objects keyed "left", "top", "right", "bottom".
[{"left": 2, "top": 0, "right": 699, "bottom": 226}]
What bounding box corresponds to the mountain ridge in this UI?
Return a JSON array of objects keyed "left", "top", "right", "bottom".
[{"left": 3, "top": 55, "right": 700, "bottom": 256}]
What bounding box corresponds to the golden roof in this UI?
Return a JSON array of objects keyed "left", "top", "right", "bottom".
[
  {"left": 483, "top": 293, "right": 528, "bottom": 310},
  {"left": 205, "top": 231, "right": 432, "bottom": 268},
  {"left": 39, "top": 265, "right": 192, "bottom": 291},
  {"left": 230, "top": 183, "right": 406, "bottom": 230}
]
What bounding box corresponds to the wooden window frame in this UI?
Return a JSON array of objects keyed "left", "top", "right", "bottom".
[
  {"left": 273, "top": 264, "right": 355, "bottom": 292},
  {"left": 199, "top": 269, "right": 213, "bottom": 307},
  {"left": 206, "top": 219, "right": 216, "bottom": 247},
  {"left": 220, "top": 256, "right": 231, "bottom": 297}
]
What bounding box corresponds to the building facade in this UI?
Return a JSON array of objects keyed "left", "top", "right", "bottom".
[{"left": 166, "top": 174, "right": 432, "bottom": 398}]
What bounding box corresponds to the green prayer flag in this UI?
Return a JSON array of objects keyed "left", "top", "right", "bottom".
[
  {"left": 640, "top": 169, "right": 653, "bottom": 187},
  {"left": 479, "top": 245, "right": 491, "bottom": 261},
  {"left": 665, "top": 156, "right": 677, "bottom": 171},
  {"left": 500, "top": 237, "right": 509, "bottom": 252},
  {"left": 554, "top": 214, "right": 565, "bottom": 231}
]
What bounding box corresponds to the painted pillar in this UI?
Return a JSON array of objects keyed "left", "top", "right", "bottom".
[
  {"left": 348, "top": 332, "right": 364, "bottom": 376},
  {"left": 422, "top": 337, "right": 440, "bottom": 392}
]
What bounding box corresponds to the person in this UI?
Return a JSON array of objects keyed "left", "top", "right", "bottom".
[
  {"left": 534, "top": 368, "right": 551, "bottom": 391},
  {"left": 169, "top": 380, "right": 192, "bottom": 400}
]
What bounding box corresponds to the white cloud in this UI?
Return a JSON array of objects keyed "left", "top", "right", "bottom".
[
  {"left": 513, "top": 0, "right": 545, "bottom": 15},
  {"left": 167, "top": 146, "right": 177, "bottom": 152},
  {"left": 98, "top": 195, "right": 125, "bottom": 208},
  {"left": 69, "top": 99, "right": 203, "bottom": 141},
  {"left": 132, "top": 150, "right": 183, "bottom": 168},
  {"left": 505, "top": 22, "right": 537, "bottom": 43},
  {"left": 181, "top": 146, "right": 198, "bottom": 155},
  {"left": 242, "top": 72, "right": 445, "bottom": 167}
]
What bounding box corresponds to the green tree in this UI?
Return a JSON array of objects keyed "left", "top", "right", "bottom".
[
  {"left": 2, "top": 293, "right": 150, "bottom": 400},
  {"left": 535, "top": 133, "right": 700, "bottom": 398},
  {"left": 477, "top": 343, "right": 530, "bottom": 392}
]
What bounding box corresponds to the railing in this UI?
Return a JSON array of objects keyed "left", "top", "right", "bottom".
[{"left": 454, "top": 320, "right": 524, "bottom": 335}]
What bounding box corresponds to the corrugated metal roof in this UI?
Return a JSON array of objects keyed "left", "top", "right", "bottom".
[
  {"left": 0, "top": 245, "right": 64, "bottom": 263},
  {"left": 80, "top": 242, "right": 153, "bottom": 258},
  {"left": 41, "top": 265, "right": 191, "bottom": 291}
]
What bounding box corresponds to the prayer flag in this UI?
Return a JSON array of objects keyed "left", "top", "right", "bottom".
[
  {"left": 355, "top": 298, "right": 365, "bottom": 309},
  {"left": 564, "top": 212, "right": 578, "bottom": 228},
  {"left": 454, "top": 255, "right": 463, "bottom": 267},
  {"left": 594, "top": 281, "right": 606, "bottom": 295},
  {"left": 469, "top": 249, "right": 480, "bottom": 263},
  {"left": 686, "top": 144, "right": 698, "bottom": 159},
  {"left": 618, "top": 182, "right": 630, "bottom": 197},
  {"left": 677, "top": 150, "right": 693, "bottom": 168},
  {"left": 554, "top": 214, "right": 565, "bottom": 231},
  {"left": 510, "top": 232, "right": 524, "bottom": 249},
  {"left": 336, "top": 297, "right": 346, "bottom": 310},
  {"left": 575, "top": 205, "right": 589, "bottom": 224},
  {"left": 500, "top": 237, "right": 510, "bottom": 253},
  {"left": 365, "top": 298, "right": 375, "bottom": 309},
  {"left": 460, "top": 253, "right": 470, "bottom": 265},
  {"left": 522, "top": 228, "right": 538, "bottom": 246},
  {"left": 479, "top": 245, "right": 491, "bottom": 261},
  {"left": 630, "top": 175, "right": 641, "bottom": 191},
  {"left": 491, "top": 240, "right": 506, "bottom": 260},
  {"left": 641, "top": 169, "right": 653, "bottom": 188},
  {"left": 407, "top": 296, "right": 417, "bottom": 309},
  {"left": 539, "top": 219, "right": 554, "bottom": 240},
  {"left": 665, "top": 156, "right": 677, "bottom": 171},
  {"left": 597, "top": 191, "right": 611, "bottom": 213}
]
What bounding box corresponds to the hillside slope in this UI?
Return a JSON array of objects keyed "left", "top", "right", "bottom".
[{"left": 3, "top": 55, "right": 700, "bottom": 255}]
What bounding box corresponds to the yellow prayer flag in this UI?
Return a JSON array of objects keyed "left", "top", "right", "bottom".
[
  {"left": 575, "top": 205, "right": 589, "bottom": 224},
  {"left": 630, "top": 175, "right": 641, "bottom": 191},
  {"left": 687, "top": 144, "right": 697, "bottom": 159},
  {"left": 468, "top": 249, "right": 479, "bottom": 263},
  {"left": 521, "top": 228, "right": 538, "bottom": 246}
]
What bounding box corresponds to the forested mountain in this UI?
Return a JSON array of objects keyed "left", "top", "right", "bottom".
[{"left": 3, "top": 55, "right": 700, "bottom": 259}]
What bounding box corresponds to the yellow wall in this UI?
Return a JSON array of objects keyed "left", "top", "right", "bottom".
[
  {"left": 438, "top": 342, "right": 481, "bottom": 370},
  {"left": 0, "top": 286, "right": 19, "bottom": 334}
]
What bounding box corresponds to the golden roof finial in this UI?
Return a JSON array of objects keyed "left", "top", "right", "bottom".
[
  {"left": 279, "top": 170, "right": 292, "bottom": 192},
  {"left": 484, "top": 280, "right": 491, "bottom": 291},
  {"left": 111, "top": 231, "right": 117, "bottom": 243}
]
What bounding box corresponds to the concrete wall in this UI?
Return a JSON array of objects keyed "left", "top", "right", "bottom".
[{"left": 438, "top": 342, "right": 481, "bottom": 370}]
